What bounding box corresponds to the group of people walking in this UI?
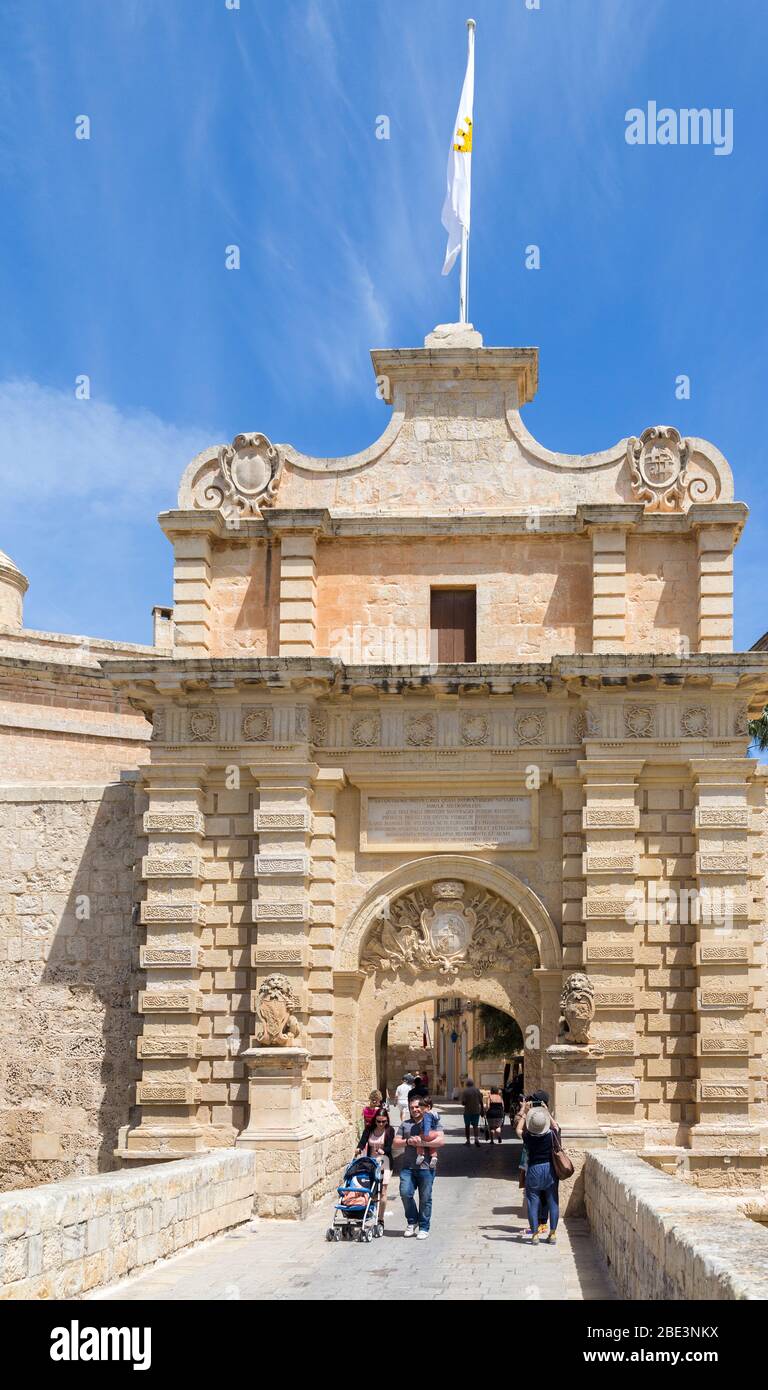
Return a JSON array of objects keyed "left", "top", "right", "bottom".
[
  {"left": 356, "top": 1078, "right": 444, "bottom": 1239},
  {"left": 353, "top": 1072, "right": 562, "bottom": 1244}
]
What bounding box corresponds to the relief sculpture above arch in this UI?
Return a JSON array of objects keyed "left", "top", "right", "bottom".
[{"left": 360, "top": 879, "right": 540, "bottom": 980}]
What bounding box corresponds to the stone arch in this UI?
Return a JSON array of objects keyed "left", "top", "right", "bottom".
[
  {"left": 332, "top": 857, "right": 562, "bottom": 1118},
  {"left": 335, "top": 854, "right": 561, "bottom": 973}
]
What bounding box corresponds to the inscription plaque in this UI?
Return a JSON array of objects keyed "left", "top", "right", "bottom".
[{"left": 361, "top": 793, "right": 535, "bottom": 852}]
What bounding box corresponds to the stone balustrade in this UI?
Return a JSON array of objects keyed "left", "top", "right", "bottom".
[
  {"left": 0, "top": 1151, "right": 256, "bottom": 1299},
  {"left": 585, "top": 1148, "right": 768, "bottom": 1300}
]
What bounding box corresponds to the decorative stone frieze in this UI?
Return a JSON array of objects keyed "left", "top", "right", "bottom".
[
  {"left": 143, "top": 811, "right": 205, "bottom": 834},
  {"left": 583, "top": 806, "right": 638, "bottom": 829},
  {"left": 252, "top": 945, "right": 306, "bottom": 966},
  {"left": 136, "top": 1083, "right": 200, "bottom": 1105},
  {"left": 624, "top": 705, "right": 655, "bottom": 738},
  {"left": 695, "top": 806, "right": 750, "bottom": 829},
  {"left": 187, "top": 707, "right": 218, "bottom": 742},
  {"left": 140, "top": 945, "right": 198, "bottom": 968},
  {"left": 351, "top": 713, "right": 380, "bottom": 747},
  {"left": 583, "top": 853, "right": 637, "bottom": 874},
  {"left": 586, "top": 944, "right": 635, "bottom": 962},
  {"left": 697, "top": 1035, "right": 750, "bottom": 1055},
  {"left": 460, "top": 713, "right": 489, "bottom": 745},
  {"left": 242, "top": 708, "right": 273, "bottom": 742},
  {"left": 141, "top": 902, "right": 206, "bottom": 925},
  {"left": 142, "top": 856, "right": 203, "bottom": 879},
  {"left": 597, "top": 1079, "right": 639, "bottom": 1101},
  {"left": 252, "top": 900, "right": 310, "bottom": 922},
  {"left": 695, "top": 942, "right": 750, "bottom": 964},
  {"left": 695, "top": 852, "right": 750, "bottom": 875},
  {"left": 696, "top": 1082, "right": 750, "bottom": 1102},
  {"left": 681, "top": 706, "right": 710, "bottom": 738},
  {"left": 254, "top": 853, "right": 310, "bottom": 877},
  {"left": 138, "top": 990, "right": 201, "bottom": 1014},
  {"left": 594, "top": 990, "right": 635, "bottom": 1009},
  {"left": 515, "top": 710, "right": 545, "bottom": 744},
  {"left": 696, "top": 989, "right": 750, "bottom": 1011},
  {"left": 137, "top": 1036, "right": 199, "bottom": 1059},
  {"left": 254, "top": 809, "right": 312, "bottom": 832}
]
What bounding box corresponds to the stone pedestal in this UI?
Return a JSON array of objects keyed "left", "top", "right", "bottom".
[
  {"left": 546, "top": 1042, "right": 607, "bottom": 1215},
  {"left": 237, "top": 1047, "right": 313, "bottom": 1145},
  {"left": 236, "top": 1046, "right": 327, "bottom": 1219}
]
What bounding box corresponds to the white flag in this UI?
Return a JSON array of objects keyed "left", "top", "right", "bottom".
[{"left": 441, "top": 36, "right": 474, "bottom": 276}]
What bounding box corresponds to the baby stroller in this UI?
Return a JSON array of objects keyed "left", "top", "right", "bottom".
[{"left": 326, "top": 1155, "right": 384, "bottom": 1243}]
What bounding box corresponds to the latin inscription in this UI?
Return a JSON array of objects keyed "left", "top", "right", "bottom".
[{"left": 364, "top": 795, "right": 533, "bottom": 851}]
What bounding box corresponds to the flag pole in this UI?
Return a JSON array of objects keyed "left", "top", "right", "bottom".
[{"left": 459, "top": 18, "right": 475, "bottom": 324}]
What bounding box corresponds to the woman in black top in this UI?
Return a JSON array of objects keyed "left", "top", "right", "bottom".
[
  {"left": 356, "top": 1107, "right": 395, "bottom": 1226},
  {"left": 486, "top": 1086, "right": 505, "bottom": 1143},
  {"left": 516, "top": 1099, "right": 560, "bottom": 1244}
]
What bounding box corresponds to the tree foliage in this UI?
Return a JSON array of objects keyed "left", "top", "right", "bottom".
[
  {"left": 468, "top": 1005, "right": 524, "bottom": 1060},
  {"left": 749, "top": 710, "right": 768, "bottom": 751}
]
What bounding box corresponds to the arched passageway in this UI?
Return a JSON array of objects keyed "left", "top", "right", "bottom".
[{"left": 332, "top": 856, "right": 562, "bottom": 1120}]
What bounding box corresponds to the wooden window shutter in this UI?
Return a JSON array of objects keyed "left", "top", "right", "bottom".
[{"left": 430, "top": 589, "right": 477, "bottom": 663}]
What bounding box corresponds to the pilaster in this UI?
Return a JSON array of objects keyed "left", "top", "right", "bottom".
[
  {"left": 589, "top": 525, "right": 628, "bottom": 654},
  {"left": 688, "top": 758, "right": 764, "bottom": 1149},
  {"left": 120, "top": 767, "right": 209, "bottom": 1160},
  {"left": 308, "top": 767, "right": 346, "bottom": 1099},
  {"left": 579, "top": 758, "right": 644, "bottom": 1133},
  {"left": 694, "top": 523, "right": 735, "bottom": 653},
  {"left": 172, "top": 532, "right": 213, "bottom": 656},
  {"left": 277, "top": 530, "right": 318, "bottom": 656}
]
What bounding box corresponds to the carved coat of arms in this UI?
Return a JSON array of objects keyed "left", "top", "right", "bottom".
[
  {"left": 627, "top": 426, "right": 689, "bottom": 513},
  {"left": 205, "top": 432, "right": 283, "bottom": 517},
  {"left": 361, "top": 881, "right": 539, "bottom": 980}
]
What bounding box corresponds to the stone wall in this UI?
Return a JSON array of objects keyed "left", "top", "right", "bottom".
[
  {"left": 585, "top": 1148, "right": 768, "bottom": 1299},
  {"left": 0, "top": 1150, "right": 256, "bottom": 1299},
  {"left": 315, "top": 535, "right": 593, "bottom": 661},
  {"left": 0, "top": 781, "right": 141, "bottom": 1190}
]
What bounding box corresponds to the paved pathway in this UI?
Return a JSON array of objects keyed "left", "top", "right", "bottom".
[{"left": 95, "top": 1106, "right": 617, "bottom": 1302}]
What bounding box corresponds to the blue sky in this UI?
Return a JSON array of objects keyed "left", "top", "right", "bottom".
[{"left": 1, "top": 0, "right": 766, "bottom": 649}]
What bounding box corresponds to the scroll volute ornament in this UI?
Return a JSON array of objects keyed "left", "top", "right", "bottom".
[
  {"left": 207, "top": 432, "right": 283, "bottom": 517},
  {"left": 252, "top": 974, "right": 301, "bottom": 1047},
  {"left": 627, "top": 425, "right": 689, "bottom": 512},
  {"left": 558, "top": 972, "right": 596, "bottom": 1045}
]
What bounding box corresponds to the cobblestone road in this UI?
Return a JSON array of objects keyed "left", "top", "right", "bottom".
[{"left": 95, "top": 1107, "right": 617, "bottom": 1302}]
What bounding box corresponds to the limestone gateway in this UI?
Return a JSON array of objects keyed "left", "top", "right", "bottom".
[{"left": 2, "top": 320, "right": 767, "bottom": 1219}]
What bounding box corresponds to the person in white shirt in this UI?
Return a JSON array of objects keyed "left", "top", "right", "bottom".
[{"left": 395, "top": 1074, "right": 414, "bottom": 1122}]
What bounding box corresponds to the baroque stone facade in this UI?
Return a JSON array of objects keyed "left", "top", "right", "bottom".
[{"left": 2, "top": 321, "right": 767, "bottom": 1210}]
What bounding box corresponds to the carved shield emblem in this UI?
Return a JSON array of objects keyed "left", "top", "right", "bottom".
[
  {"left": 217, "top": 432, "right": 282, "bottom": 515},
  {"left": 421, "top": 901, "right": 474, "bottom": 959},
  {"left": 627, "top": 426, "right": 689, "bottom": 513}
]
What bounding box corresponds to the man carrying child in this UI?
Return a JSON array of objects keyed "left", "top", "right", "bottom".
[{"left": 392, "top": 1093, "right": 445, "bottom": 1240}]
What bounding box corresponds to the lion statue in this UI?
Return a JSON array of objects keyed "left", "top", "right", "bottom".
[
  {"left": 252, "top": 973, "right": 301, "bottom": 1047},
  {"left": 558, "top": 971, "right": 595, "bottom": 1045}
]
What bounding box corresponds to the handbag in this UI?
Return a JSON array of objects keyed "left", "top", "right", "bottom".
[{"left": 550, "top": 1125, "right": 575, "bottom": 1180}]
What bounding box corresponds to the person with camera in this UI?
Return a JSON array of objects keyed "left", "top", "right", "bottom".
[{"left": 515, "top": 1091, "right": 561, "bottom": 1244}]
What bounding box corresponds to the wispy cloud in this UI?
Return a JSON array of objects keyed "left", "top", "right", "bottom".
[{"left": 0, "top": 379, "right": 215, "bottom": 519}]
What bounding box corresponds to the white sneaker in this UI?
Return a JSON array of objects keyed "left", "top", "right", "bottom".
[
  {"left": 416, "top": 1229, "right": 430, "bottom": 1240},
  {"left": 403, "top": 1224, "right": 417, "bottom": 1237}
]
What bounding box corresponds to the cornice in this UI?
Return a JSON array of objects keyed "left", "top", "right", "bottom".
[
  {"left": 157, "top": 501, "right": 750, "bottom": 546},
  {"left": 98, "top": 653, "right": 768, "bottom": 712}
]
